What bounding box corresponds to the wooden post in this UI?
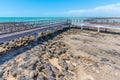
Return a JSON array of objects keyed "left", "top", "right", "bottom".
[
  {"left": 97, "top": 27, "right": 100, "bottom": 33},
  {"left": 34, "top": 32, "right": 38, "bottom": 41},
  {"left": 81, "top": 26, "right": 83, "bottom": 30},
  {"left": 81, "top": 20, "right": 84, "bottom": 30},
  {"left": 3, "top": 24, "right": 6, "bottom": 33}
]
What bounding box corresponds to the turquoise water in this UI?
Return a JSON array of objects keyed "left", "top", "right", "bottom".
[
  {"left": 0, "top": 17, "right": 68, "bottom": 22},
  {"left": 1, "top": 17, "right": 119, "bottom": 23}
]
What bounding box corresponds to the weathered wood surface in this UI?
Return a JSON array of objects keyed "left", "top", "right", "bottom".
[
  {"left": 72, "top": 22, "right": 120, "bottom": 32},
  {"left": 0, "top": 20, "right": 69, "bottom": 35},
  {"left": 0, "top": 22, "right": 70, "bottom": 43}
]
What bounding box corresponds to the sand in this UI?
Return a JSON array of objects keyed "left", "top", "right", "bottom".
[{"left": 61, "top": 29, "right": 120, "bottom": 80}]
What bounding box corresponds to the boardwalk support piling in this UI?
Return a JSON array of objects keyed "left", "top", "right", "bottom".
[
  {"left": 34, "top": 33, "right": 38, "bottom": 41},
  {"left": 97, "top": 27, "right": 100, "bottom": 33}
]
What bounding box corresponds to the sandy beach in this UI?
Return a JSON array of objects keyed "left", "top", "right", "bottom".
[
  {"left": 0, "top": 28, "right": 120, "bottom": 80},
  {"left": 62, "top": 28, "right": 120, "bottom": 80}
]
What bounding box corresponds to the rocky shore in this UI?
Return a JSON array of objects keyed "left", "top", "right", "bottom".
[
  {"left": 0, "top": 28, "right": 77, "bottom": 80},
  {"left": 0, "top": 28, "right": 120, "bottom": 80}
]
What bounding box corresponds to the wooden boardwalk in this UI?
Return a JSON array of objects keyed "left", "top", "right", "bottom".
[
  {"left": 0, "top": 17, "right": 120, "bottom": 43},
  {"left": 72, "top": 22, "right": 120, "bottom": 32},
  {"left": 0, "top": 20, "right": 70, "bottom": 43}
]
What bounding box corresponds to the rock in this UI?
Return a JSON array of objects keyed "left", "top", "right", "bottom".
[
  {"left": 42, "top": 68, "right": 55, "bottom": 77},
  {"left": 0, "top": 71, "right": 3, "bottom": 77},
  {"left": 37, "top": 74, "right": 46, "bottom": 80},
  {"left": 54, "top": 50, "right": 62, "bottom": 55},
  {"left": 20, "top": 64, "right": 28, "bottom": 69},
  {"left": 53, "top": 54, "right": 59, "bottom": 58},
  {"left": 59, "top": 76, "right": 66, "bottom": 80},
  {"left": 11, "top": 71, "right": 17, "bottom": 77},
  {"left": 59, "top": 59, "right": 68, "bottom": 70},
  {"left": 28, "top": 65, "right": 34, "bottom": 70},
  {"left": 8, "top": 41, "right": 16, "bottom": 48},
  {"left": 68, "top": 64, "right": 76, "bottom": 71},
  {"left": 47, "top": 76, "right": 56, "bottom": 80},
  {"left": 30, "top": 70, "right": 38, "bottom": 77},
  {"left": 46, "top": 51, "right": 53, "bottom": 58},
  {"left": 57, "top": 73, "right": 64, "bottom": 78},
  {"left": 63, "top": 71, "right": 73, "bottom": 76},
  {"left": 43, "top": 62, "right": 52, "bottom": 69},
  {"left": 62, "top": 55, "right": 70, "bottom": 60},
  {"left": 0, "top": 78, "right": 4, "bottom": 80},
  {"left": 41, "top": 45, "right": 46, "bottom": 51},
  {"left": 25, "top": 76, "right": 34, "bottom": 80},
  {"left": 17, "top": 75, "right": 25, "bottom": 80},
  {"left": 3, "top": 71, "right": 8, "bottom": 77},
  {"left": 0, "top": 47, "right": 5, "bottom": 53},
  {"left": 100, "top": 58, "right": 109, "bottom": 62},
  {"left": 9, "top": 65, "right": 18, "bottom": 77},
  {"left": 51, "top": 66, "right": 60, "bottom": 74},
  {"left": 60, "top": 48, "right": 68, "bottom": 54},
  {"left": 36, "top": 65, "right": 44, "bottom": 71}
]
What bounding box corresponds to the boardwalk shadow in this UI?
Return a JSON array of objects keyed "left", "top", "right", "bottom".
[{"left": 0, "top": 27, "right": 70, "bottom": 65}]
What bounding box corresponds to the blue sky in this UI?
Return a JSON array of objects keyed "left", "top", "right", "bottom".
[{"left": 0, "top": 0, "right": 120, "bottom": 17}]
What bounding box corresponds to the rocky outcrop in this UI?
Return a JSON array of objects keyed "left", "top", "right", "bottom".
[{"left": 0, "top": 28, "right": 77, "bottom": 80}]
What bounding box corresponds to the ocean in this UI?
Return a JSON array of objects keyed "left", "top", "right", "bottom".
[
  {"left": 0, "top": 17, "right": 69, "bottom": 22},
  {"left": 0, "top": 17, "right": 119, "bottom": 23}
]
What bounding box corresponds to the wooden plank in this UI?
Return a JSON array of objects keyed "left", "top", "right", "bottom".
[
  {"left": 72, "top": 23, "right": 120, "bottom": 30},
  {"left": 0, "top": 22, "right": 69, "bottom": 43}
]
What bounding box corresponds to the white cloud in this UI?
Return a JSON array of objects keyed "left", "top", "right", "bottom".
[{"left": 65, "top": 3, "right": 120, "bottom": 16}]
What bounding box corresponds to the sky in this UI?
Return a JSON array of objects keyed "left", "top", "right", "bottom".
[{"left": 0, "top": 0, "right": 120, "bottom": 17}]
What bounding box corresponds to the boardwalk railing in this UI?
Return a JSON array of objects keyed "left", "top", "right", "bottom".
[
  {"left": 70, "top": 17, "right": 120, "bottom": 32},
  {"left": 0, "top": 19, "right": 71, "bottom": 35},
  {"left": 0, "top": 19, "right": 71, "bottom": 43},
  {"left": 0, "top": 17, "right": 120, "bottom": 43}
]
